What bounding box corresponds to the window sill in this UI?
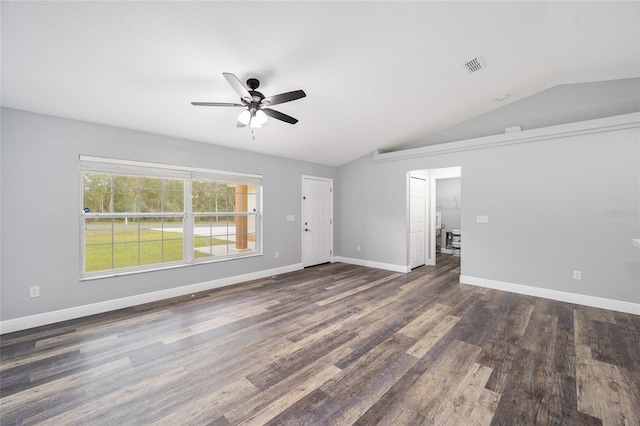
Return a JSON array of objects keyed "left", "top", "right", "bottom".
[{"left": 80, "top": 253, "right": 262, "bottom": 281}]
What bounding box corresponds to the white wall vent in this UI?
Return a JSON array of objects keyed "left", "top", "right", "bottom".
[{"left": 464, "top": 56, "right": 486, "bottom": 73}]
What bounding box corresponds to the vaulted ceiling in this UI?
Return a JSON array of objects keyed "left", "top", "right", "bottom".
[{"left": 2, "top": 1, "right": 638, "bottom": 166}]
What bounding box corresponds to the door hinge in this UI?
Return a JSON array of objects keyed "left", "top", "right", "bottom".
[
  {"left": 330, "top": 219, "right": 333, "bottom": 224},
  {"left": 330, "top": 250, "right": 333, "bottom": 255},
  {"left": 330, "top": 187, "right": 333, "bottom": 192}
]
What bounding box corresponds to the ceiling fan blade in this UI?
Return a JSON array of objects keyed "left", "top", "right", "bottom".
[
  {"left": 191, "top": 102, "right": 244, "bottom": 107},
  {"left": 223, "top": 72, "right": 252, "bottom": 102},
  {"left": 236, "top": 120, "right": 247, "bottom": 128},
  {"left": 263, "top": 90, "right": 306, "bottom": 107},
  {"left": 263, "top": 108, "right": 299, "bottom": 124}
]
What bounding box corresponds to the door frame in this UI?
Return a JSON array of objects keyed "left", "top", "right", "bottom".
[
  {"left": 427, "top": 167, "right": 462, "bottom": 265},
  {"left": 407, "top": 167, "right": 461, "bottom": 268},
  {"left": 301, "top": 175, "right": 334, "bottom": 267}
]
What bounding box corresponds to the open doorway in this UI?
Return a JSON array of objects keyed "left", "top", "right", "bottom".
[
  {"left": 436, "top": 178, "right": 461, "bottom": 256},
  {"left": 407, "top": 166, "right": 461, "bottom": 268}
]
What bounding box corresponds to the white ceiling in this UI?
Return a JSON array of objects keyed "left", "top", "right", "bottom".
[{"left": 2, "top": 1, "right": 639, "bottom": 166}]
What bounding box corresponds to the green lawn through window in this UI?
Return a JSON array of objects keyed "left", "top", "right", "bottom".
[{"left": 84, "top": 228, "right": 227, "bottom": 272}]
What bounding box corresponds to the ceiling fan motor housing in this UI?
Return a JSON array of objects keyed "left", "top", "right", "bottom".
[
  {"left": 248, "top": 90, "right": 265, "bottom": 104},
  {"left": 246, "top": 78, "right": 260, "bottom": 90},
  {"left": 245, "top": 79, "right": 264, "bottom": 103}
]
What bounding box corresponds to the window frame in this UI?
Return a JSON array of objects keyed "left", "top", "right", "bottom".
[{"left": 80, "top": 156, "right": 262, "bottom": 280}]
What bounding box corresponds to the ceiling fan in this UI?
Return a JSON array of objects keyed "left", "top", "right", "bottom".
[{"left": 191, "top": 73, "right": 306, "bottom": 128}]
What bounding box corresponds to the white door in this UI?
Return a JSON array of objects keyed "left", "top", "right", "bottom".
[
  {"left": 409, "top": 176, "right": 426, "bottom": 269},
  {"left": 302, "top": 176, "right": 333, "bottom": 267}
]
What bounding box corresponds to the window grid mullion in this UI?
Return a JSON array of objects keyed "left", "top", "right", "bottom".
[{"left": 184, "top": 178, "right": 193, "bottom": 264}]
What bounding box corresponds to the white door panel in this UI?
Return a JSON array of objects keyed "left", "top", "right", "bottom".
[
  {"left": 409, "top": 176, "right": 426, "bottom": 269},
  {"left": 303, "top": 177, "right": 332, "bottom": 267}
]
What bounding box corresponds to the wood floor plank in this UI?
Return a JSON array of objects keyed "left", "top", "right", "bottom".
[
  {"left": 319, "top": 335, "right": 417, "bottom": 423},
  {"left": 238, "top": 364, "right": 342, "bottom": 426},
  {"left": 357, "top": 399, "right": 427, "bottom": 425},
  {"left": 244, "top": 328, "right": 356, "bottom": 392},
  {"left": 150, "top": 378, "right": 259, "bottom": 425},
  {"left": 35, "top": 366, "right": 189, "bottom": 425},
  {"left": 430, "top": 362, "right": 499, "bottom": 426},
  {"left": 576, "top": 344, "right": 640, "bottom": 425},
  {"left": 404, "top": 340, "right": 484, "bottom": 418},
  {"left": 0, "top": 357, "right": 132, "bottom": 423},
  {"left": 1, "top": 254, "right": 638, "bottom": 425},
  {"left": 405, "top": 314, "right": 460, "bottom": 359},
  {"left": 520, "top": 308, "right": 558, "bottom": 355},
  {"left": 397, "top": 302, "right": 451, "bottom": 339},
  {"left": 478, "top": 299, "right": 534, "bottom": 394},
  {"left": 224, "top": 345, "right": 351, "bottom": 425},
  {"left": 315, "top": 272, "right": 401, "bottom": 306},
  {"left": 161, "top": 299, "right": 281, "bottom": 344}
]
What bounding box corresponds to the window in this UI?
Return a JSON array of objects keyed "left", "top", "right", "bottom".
[
  {"left": 81, "top": 156, "right": 262, "bottom": 278},
  {"left": 192, "top": 180, "right": 258, "bottom": 259}
]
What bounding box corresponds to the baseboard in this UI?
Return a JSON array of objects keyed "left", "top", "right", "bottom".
[
  {"left": 460, "top": 275, "right": 640, "bottom": 315},
  {"left": 0, "top": 263, "right": 304, "bottom": 335},
  {"left": 333, "top": 256, "right": 410, "bottom": 273}
]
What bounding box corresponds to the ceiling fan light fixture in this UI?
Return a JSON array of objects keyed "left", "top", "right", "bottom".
[
  {"left": 250, "top": 119, "right": 262, "bottom": 129},
  {"left": 238, "top": 110, "right": 251, "bottom": 125},
  {"left": 255, "top": 109, "right": 268, "bottom": 125}
]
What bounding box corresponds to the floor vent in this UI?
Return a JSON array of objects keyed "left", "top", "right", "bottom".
[{"left": 464, "top": 56, "right": 486, "bottom": 73}]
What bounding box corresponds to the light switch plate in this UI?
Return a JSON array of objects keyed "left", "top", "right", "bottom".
[
  {"left": 476, "top": 215, "right": 489, "bottom": 223},
  {"left": 286, "top": 215, "right": 295, "bottom": 222}
]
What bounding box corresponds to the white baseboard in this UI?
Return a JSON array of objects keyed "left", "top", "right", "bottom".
[
  {"left": 333, "top": 256, "right": 410, "bottom": 273},
  {"left": 0, "top": 263, "right": 303, "bottom": 335},
  {"left": 460, "top": 275, "right": 640, "bottom": 315}
]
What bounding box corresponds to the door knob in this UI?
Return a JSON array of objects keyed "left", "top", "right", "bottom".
[{"left": 305, "top": 228, "right": 311, "bottom": 232}]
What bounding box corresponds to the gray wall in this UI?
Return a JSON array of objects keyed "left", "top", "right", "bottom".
[
  {"left": 0, "top": 108, "right": 337, "bottom": 321},
  {"left": 398, "top": 78, "right": 640, "bottom": 150},
  {"left": 337, "top": 121, "right": 639, "bottom": 304},
  {"left": 436, "top": 178, "right": 461, "bottom": 249}
]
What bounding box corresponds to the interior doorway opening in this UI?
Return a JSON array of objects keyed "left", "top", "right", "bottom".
[{"left": 407, "top": 166, "right": 461, "bottom": 268}]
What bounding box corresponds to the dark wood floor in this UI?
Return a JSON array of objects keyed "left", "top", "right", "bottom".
[{"left": 1, "top": 255, "right": 639, "bottom": 425}]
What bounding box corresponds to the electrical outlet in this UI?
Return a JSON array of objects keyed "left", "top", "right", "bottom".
[
  {"left": 357, "top": 245, "right": 361, "bottom": 252},
  {"left": 29, "top": 286, "right": 40, "bottom": 298},
  {"left": 573, "top": 271, "right": 582, "bottom": 280},
  {"left": 275, "top": 251, "right": 280, "bottom": 258}
]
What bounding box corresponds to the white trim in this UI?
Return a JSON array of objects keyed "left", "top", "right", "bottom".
[
  {"left": 0, "top": 263, "right": 303, "bottom": 335},
  {"left": 80, "top": 155, "right": 262, "bottom": 180},
  {"left": 460, "top": 275, "right": 640, "bottom": 315},
  {"left": 373, "top": 112, "right": 640, "bottom": 162},
  {"left": 333, "top": 256, "right": 410, "bottom": 273}
]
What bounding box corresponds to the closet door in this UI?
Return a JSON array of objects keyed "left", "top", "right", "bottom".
[{"left": 409, "top": 176, "right": 426, "bottom": 269}]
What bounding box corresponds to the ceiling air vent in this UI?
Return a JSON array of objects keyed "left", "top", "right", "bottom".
[{"left": 464, "top": 56, "right": 486, "bottom": 73}]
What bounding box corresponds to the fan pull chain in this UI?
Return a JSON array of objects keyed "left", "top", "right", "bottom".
[{"left": 251, "top": 129, "right": 255, "bottom": 141}]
